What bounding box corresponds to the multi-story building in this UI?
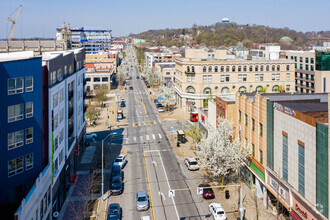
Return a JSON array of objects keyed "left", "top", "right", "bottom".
[
  {"left": 0, "top": 51, "right": 44, "bottom": 219},
  {"left": 285, "top": 50, "right": 330, "bottom": 93},
  {"left": 42, "top": 48, "right": 86, "bottom": 214},
  {"left": 235, "top": 92, "right": 329, "bottom": 219},
  {"left": 85, "top": 68, "right": 114, "bottom": 92},
  {"left": 85, "top": 51, "right": 118, "bottom": 72},
  {"left": 174, "top": 48, "right": 295, "bottom": 110},
  {"left": 145, "top": 52, "right": 182, "bottom": 69},
  {"left": 154, "top": 62, "right": 176, "bottom": 84},
  {"left": 250, "top": 45, "right": 281, "bottom": 60}
]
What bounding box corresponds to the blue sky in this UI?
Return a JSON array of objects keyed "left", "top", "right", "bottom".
[{"left": 0, "top": 0, "right": 329, "bottom": 39}]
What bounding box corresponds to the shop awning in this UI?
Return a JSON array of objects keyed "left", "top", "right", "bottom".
[{"left": 290, "top": 210, "right": 302, "bottom": 220}]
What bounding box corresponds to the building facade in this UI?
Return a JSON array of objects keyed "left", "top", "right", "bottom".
[
  {"left": 0, "top": 52, "right": 43, "bottom": 218},
  {"left": 145, "top": 52, "right": 182, "bottom": 69}
]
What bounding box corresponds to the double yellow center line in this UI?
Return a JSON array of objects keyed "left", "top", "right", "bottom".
[{"left": 135, "top": 95, "right": 148, "bottom": 117}]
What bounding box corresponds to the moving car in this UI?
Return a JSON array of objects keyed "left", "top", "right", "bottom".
[
  {"left": 111, "top": 162, "right": 122, "bottom": 179},
  {"left": 114, "top": 155, "right": 127, "bottom": 168},
  {"left": 129, "top": 86, "right": 133, "bottom": 90},
  {"left": 184, "top": 157, "right": 199, "bottom": 171},
  {"left": 110, "top": 175, "right": 123, "bottom": 195},
  {"left": 84, "top": 132, "right": 97, "bottom": 139},
  {"left": 136, "top": 76, "right": 139, "bottom": 79},
  {"left": 140, "top": 216, "right": 151, "bottom": 220},
  {"left": 136, "top": 190, "right": 149, "bottom": 211},
  {"left": 107, "top": 203, "right": 122, "bottom": 220},
  {"left": 120, "top": 100, "right": 126, "bottom": 107},
  {"left": 209, "top": 203, "right": 227, "bottom": 220},
  {"left": 198, "top": 183, "right": 215, "bottom": 199}
]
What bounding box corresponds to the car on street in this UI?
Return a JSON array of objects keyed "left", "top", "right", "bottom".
[
  {"left": 157, "top": 106, "right": 164, "bottom": 112},
  {"left": 140, "top": 216, "right": 151, "bottom": 220},
  {"left": 198, "top": 183, "right": 215, "bottom": 199},
  {"left": 184, "top": 157, "right": 200, "bottom": 171},
  {"left": 111, "top": 162, "right": 123, "bottom": 179},
  {"left": 110, "top": 175, "right": 123, "bottom": 195},
  {"left": 120, "top": 100, "right": 126, "bottom": 107},
  {"left": 84, "top": 132, "right": 97, "bottom": 139},
  {"left": 209, "top": 203, "right": 227, "bottom": 220},
  {"left": 129, "top": 86, "right": 133, "bottom": 90},
  {"left": 114, "top": 155, "right": 127, "bottom": 168},
  {"left": 107, "top": 203, "right": 122, "bottom": 220},
  {"left": 136, "top": 190, "right": 149, "bottom": 211},
  {"left": 136, "top": 76, "right": 139, "bottom": 79}
]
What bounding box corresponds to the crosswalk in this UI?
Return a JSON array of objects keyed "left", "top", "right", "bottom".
[
  {"left": 125, "top": 133, "right": 163, "bottom": 144},
  {"left": 129, "top": 91, "right": 150, "bottom": 95},
  {"left": 131, "top": 121, "right": 157, "bottom": 127}
]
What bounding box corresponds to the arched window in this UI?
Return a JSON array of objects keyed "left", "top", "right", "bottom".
[
  {"left": 208, "top": 66, "right": 212, "bottom": 72},
  {"left": 260, "top": 65, "right": 264, "bottom": 71},
  {"left": 192, "top": 66, "right": 195, "bottom": 72},
  {"left": 203, "top": 87, "right": 212, "bottom": 94},
  {"left": 226, "top": 66, "right": 230, "bottom": 72},
  {"left": 286, "top": 65, "right": 290, "bottom": 71},
  {"left": 239, "top": 86, "right": 247, "bottom": 92},
  {"left": 266, "top": 65, "right": 269, "bottom": 71},
  {"left": 214, "top": 66, "right": 218, "bottom": 72},
  {"left": 249, "top": 66, "right": 253, "bottom": 71},
  {"left": 255, "top": 66, "right": 258, "bottom": 72},
  {"left": 243, "top": 66, "right": 247, "bottom": 72},
  {"left": 256, "top": 86, "right": 263, "bottom": 92},
  {"left": 221, "top": 66, "right": 224, "bottom": 72},
  {"left": 187, "top": 66, "right": 190, "bottom": 73},
  {"left": 203, "top": 66, "right": 207, "bottom": 72},
  {"left": 238, "top": 66, "right": 242, "bottom": 72},
  {"left": 221, "top": 87, "right": 229, "bottom": 94},
  {"left": 272, "top": 65, "right": 275, "bottom": 71},
  {"left": 232, "top": 66, "right": 236, "bottom": 72},
  {"left": 272, "top": 85, "right": 279, "bottom": 91},
  {"left": 186, "top": 86, "right": 196, "bottom": 94},
  {"left": 277, "top": 65, "right": 280, "bottom": 71}
]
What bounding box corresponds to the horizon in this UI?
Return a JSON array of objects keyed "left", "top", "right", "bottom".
[{"left": 1, "top": 0, "right": 330, "bottom": 38}]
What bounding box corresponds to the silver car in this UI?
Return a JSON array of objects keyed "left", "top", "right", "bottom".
[{"left": 136, "top": 190, "right": 149, "bottom": 211}]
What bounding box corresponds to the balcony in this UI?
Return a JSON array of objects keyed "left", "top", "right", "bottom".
[{"left": 185, "top": 71, "right": 195, "bottom": 74}]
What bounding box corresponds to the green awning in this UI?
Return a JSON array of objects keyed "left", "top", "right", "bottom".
[{"left": 250, "top": 162, "right": 265, "bottom": 181}]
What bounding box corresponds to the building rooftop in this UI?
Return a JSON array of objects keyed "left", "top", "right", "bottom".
[
  {"left": 216, "top": 94, "right": 236, "bottom": 103},
  {"left": 0, "top": 51, "right": 36, "bottom": 62},
  {"left": 243, "top": 92, "right": 329, "bottom": 103}
]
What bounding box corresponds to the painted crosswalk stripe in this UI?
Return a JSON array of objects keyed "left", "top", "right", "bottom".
[
  {"left": 158, "top": 133, "right": 162, "bottom": 139},
  {"left": 126, "top": 138, "right": 128, "bottom": 144},
  {"left": 134, "top": 137, "right": 137, "bottom": 142},
  {"left": 146, "top": 135, "right": 150, "bottom": 141},
  {"left": 152, "top": 134, "right": 155, "bottom": 140},
  {"left": 140, "top": 136, "right": 143, "bottom": 141}
]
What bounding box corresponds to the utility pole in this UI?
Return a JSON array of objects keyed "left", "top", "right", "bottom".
[{"left": 239, "top": 183, "right": 245, "bottom": 220}]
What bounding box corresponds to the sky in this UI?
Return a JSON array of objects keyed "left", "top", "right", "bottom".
[{"left": 0, "top": 0, "right": 330, "bottom": 39}]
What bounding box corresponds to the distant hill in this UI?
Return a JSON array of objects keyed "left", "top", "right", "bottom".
[{"left": 133, "top": 22, "right": 329, "bottom": 49}]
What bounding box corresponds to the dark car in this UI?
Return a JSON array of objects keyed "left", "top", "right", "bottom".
[
  {"left": 107, "top": 203, "right": 122, "bottom": 220},
  {"left": 198, "top": 183, "right": 215, "bottom": 199},
  {"left": 129, "top": 86, "right": 133, "bottom": 90},
  {"left": 156, "top": 103, "right": 163, "bottom": 108},
  {"left": 136, "top": 76, "right": 139, "bottom": 79},
  {"left": 111, "top": 162, "right": 122, "bottom": 179},
  {"left": 120, "top": 100, "right": 126, "bottom": 107},
  {"left": 146, "top": 85, "right": 151, "bottom": 88},
  {"left": 110, "top": 176, "right": 123, "bottom": 195}
]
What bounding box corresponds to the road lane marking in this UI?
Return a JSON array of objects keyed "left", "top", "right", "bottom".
[
  {"left": 134, "top": 136, "right": 136, "bottom": 142},
  {"left": 146, "top": 135, "right": 150, "bottom": 141},
  {"left": 152, "top": 134, "right": 155, "bottom": 140},
  {"left": 142, "top": 152, "right": 155, "bottom": 220},
  {"left": 140, "top": 136, "right": 143, "bottom": 141},
  {"left": 158, "top": 133, "right": 162, "bottom": 139}
]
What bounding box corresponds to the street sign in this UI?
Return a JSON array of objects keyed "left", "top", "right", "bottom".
[
  {"left": 197, "top": 187, "right": 203, "bottom": 195},
  {"left": 168, "top": 189, "right": 175, "bottom": 197}
]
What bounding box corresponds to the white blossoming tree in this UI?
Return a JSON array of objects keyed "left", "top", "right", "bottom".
[
  {"left": 196, "top": 118, "right": 250, "bottom": 184},
  {"left": 116, "top": 63, "right": 127, "bottom": 88},
  {"left": 143, "top": 65, "right": 159, "bottom": 87},
  {"left": 157, "top": 85, "right": 176, "bottom": 111}
]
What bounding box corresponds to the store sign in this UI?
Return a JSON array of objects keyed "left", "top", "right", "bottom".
[
  {"left": 269, "top": 177, "right": 287, "bottom": 200},
  {"left": 292, "top": 194, "right": 322, "bottom": 220},
  {"left": 273, "top": 102, "right": 296, "bottom": 117}
]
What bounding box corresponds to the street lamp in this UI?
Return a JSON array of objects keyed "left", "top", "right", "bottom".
[{"left": 101, "top": 126, "right": 112, "bottom": 201}]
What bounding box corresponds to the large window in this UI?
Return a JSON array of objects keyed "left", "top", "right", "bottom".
[
  {"left": 286, "top": 65, "right": 290, "bottom": 71},
  {"left": 8, "top": 157, "right": 23, "bottom": 177},
  {"left": 26, "top": 127, "right": 33, "bottom": 144},
  {"left": 26, "top": 153, "right": 33, "bottom": 170},
  {"left": 282, "top": 134, "right": 288, "bottom": 181},
  {"left": 238, "top": 74, "right": 247, "bottom": 82},
  {"left": 208, "top": 66, "right": 212, "bottom": 72},
  {"left": 226, "top": 66, "right": 230, "bottom": 72},
  {"left": 8, "top": 104, "right": 24, "bottom": 122},
  {"left": 53, "top": 93, "right": 58, "bottom": 108},
  {"left": 260, "top": 123, "right": 263, "bottom": 136},
  {"left": 286, "top": 73, "right": 290, "bottom": 81},
  {"left": 272, "top": 73, "right": 280, "bottom": 81},
  {"left": 221, "top": 75, "right": 229, "bottom": 82},
  {"left": 94, "top": 77, "right": 100, "bottom": 82},
  {"left": 8, "top": 77, "right": 23, "bottom": 95},
  {"left": 8, "top": 130, "right": 24, "bottom": 150},
  {"left": 187, "top": 75, "right": 195, "bottom": 82},
  {"left": 220, "top": 66, "right": 224, "bottom": 72},
  {"left": 26, "top": 76, "right": 33, "bottom": 92},
  {"left": 26, "top": 102, "right": 33, "bottom": 118},
  {"left": 277, "top": 65, "right": 280, "bottom": 71},
  {"left": 59, "top": 89, "right": 64, "bottom": 103},
  {"left": 214, "top": 66, "right": 218, "bottom": 72},
  {"left": 102, "top": 77, "right": 108, "bottom": 82},
  {"left": 203, "top": 66, "right": 206, "bottom": 72},
  {"left": 298, "top": 143, "right": 305, "bottom": 196},
  {"left": 255, "top": 74, "right": 264, "bottom": 81},
  {"left": 186, "top": 86, "right": 195, "bottom": 94}
]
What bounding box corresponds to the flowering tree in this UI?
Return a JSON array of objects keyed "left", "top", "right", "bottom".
[
  {"left": 116, "top": 63, "right": 127, "bottom": 87},
  {"left": 196, "top": 118, "right": 250, "bottom": 183},
  {"left": 143, "top": 65, "right": 159, "bottom": 87},
  {"left": 157, "top": 85, "right": 176, "bottom": 110}
]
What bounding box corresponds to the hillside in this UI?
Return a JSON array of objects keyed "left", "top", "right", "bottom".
[{"left": 133, "top": 22, "right": 329, "bottom": 49}]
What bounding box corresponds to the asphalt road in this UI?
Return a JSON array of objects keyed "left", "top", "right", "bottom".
[{"left": 107, "top": 46, "right": 216, "bottom": 220}]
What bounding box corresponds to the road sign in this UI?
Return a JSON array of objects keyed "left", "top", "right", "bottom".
[
  {"left": 168, "top": 189, "right": 175, "bottom": 197},
  {"left": 197, "top": 187, "right": 203, "bottom": 195}
]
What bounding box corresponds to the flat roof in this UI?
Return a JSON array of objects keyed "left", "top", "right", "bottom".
[
  {"left": 243, "top": 92, "right": 329, "bottom": 103},
  {"left": 0, "top": 51, "right": 37, "bottom": 62}
]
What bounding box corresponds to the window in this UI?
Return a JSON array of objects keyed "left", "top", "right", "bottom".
[
  {"left": 306, "top": 82, "right": 309, "bottom": 88},
  {"left": 311, "top": 58, "right": 314, "bottom": 64},
  {"left": 192, "top": 66, "right": 195, "bottom": 72},
  {"left": 294, "top": 56, "right": 297, "bottom": 62},
  {"left": 238, "top": 74, "right": 247, "bottom": 82},
  {"left": 208, "top": 66, "right": 212, "bottom": 72},
  {"left": 282, "top": 134, "right": 288, "bottom": 181},
  {"left": 295, "top": 63, "right": 297, "bottom": 68},
  {"left": 255, "top": 66, "right": 258, "bottom": 72},
  {"left": 26, "top": 127, "right": 33, "bottom": 144},
  {"left": 102, "top": 77, "right": 108, "bottom": 82},
  {"left": 59, "top": 149, "right": 64, "bottom": 164},
  {"left": 232, "top": 66, "right": 236, "bottom": 72},
  {"left": 208, "top": 75, "right": 212, "bottom": 83},
  {"left": 272, "top": 73, "right": 280, "bottom": 81},
  {"left": 94, "top": 77, "right": 100, "bottom": 82},
  {"left": 26, "top": 102, "right": 33, "bottom": 118},
  {"left": 59, "top": 108, "right": 64, "bottom": 123},
  {"left": 221, "top": 75, "right": 229, "bottom": 82},
  {"left": 272, "top": 65, "right": 275, "bottom": 71},
  {"left": 300, "top": 57, "right": 303, "bottom": 62},
  {"left": 260, "top": 65, "right": 264, "bottom": 71},
  {"left": 260, "top": 150, "right": 263, "bottom": 164},
  {"left": 255, "top": 74, "right": 264, "bottom": 81},
  {"left": 239, "top": 110, "right": 241, "bottom": 121},
  {"left": 8, "top": 157, "right": 23, "bottom": 177},
  {"left": 203, "top": 66, "right": 206, "bottom": 72},
  {"left": 214, "top": 66, "right": 218, "bottom": 72},
  {"left": 53, "top": 93, "right": 58, "bottom": 108},
  {"left": 252, "top": 118, "right": 255, "bottom": 130},
  {"left": 59, "top": 128, "right": 64, "bottom": 144},
  {"left": 8, "top": 104, "right": 24, "bottom": 122},
  {"left": 238, "top": 66, "right": 242, "bottom": 72},
  {"left": 86, "top": 77, "right": 91, "bottom": 82},
  {"left": 298, "top": 143, "right": 305, "bottom": 196},
  {"left": 187, "top": 66, "right": 190, "bottom": 72},
  {"left": 286, "top": 73, "right": 290, "bottom": 81},
  {"left": 286, "top": 65, "right": 290, "bottom": 71},
  {"left": 59, "top": 89, "right": 64, "bottom": 103},
  {"left": 8, "top": 77, "right": 23, "bottom": 95},
  {"left": 300, "top": 64, "right": 303, "bottom": 69},
  {"left": 54, "top": 136, "right": 58, "bottom": 151},
  {"left": 8, "top": 130, "right": 24, "bottom": 150},
  {"left": 226, "top": 66, "right": 229, "bottom": 72},
  {"left": 252, "top": 144, "right": 255, "bottom": 157},
  {"left": 203, "top": 75, "right": 207, "bottom": 83},
  {"left": 305, "top": 65, "right": 309, "bottom": 71},
  {"left": 220, "top": 66, "right": 224, "bottom": 72},
  {"left": 166, "top": 72, "right": 170, "bottom": 75},
  {"left": 311, "top": 65, "right": 314, "bottom": 71},
  {"left": 245, "top": 114, "right": 248, "bottom": 125},
  {"left": 26, "top": 153, "right": 33, "bottom": 170},
  {"left": 286, "top": 85, "right": 290, "bottom": 91},
  {"left": 311, "top": 75, "right": 315, "bottom": 81},
  {"left": 266, "top": 65, "right": 269, "bottom": 71},
  {"left": 26, "top": 77, "right": 33, "bottom": 92},
  {"left": 187, "top": 75, "right": 195, "bottom": 82},
  {"left": 54, "top": 114, "right": 58, "bottom": 130},
  {"left": 277, "top": 65, "right": 280, "bottom": 71},
  {"left": 260, "top": 123, "right": 263, "bottom": 136},
  {"left": 243, "top": 66, "right": 247, "bottom": 72}
]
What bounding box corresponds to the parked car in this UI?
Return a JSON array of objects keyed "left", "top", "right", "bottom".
[
  {"left": 157, "top": 106, "right": 164, "bottom": 112},
  {"left": 84, "top": 132, "right": 97, "bottom": 139},
  {"left": 140, "top": 216, "right": 151, "bottom": 220},
  {"left": 198, "top": 183, "right": 215, "bottom": 199},
  {"left": 209, "top": 203, "right": 227, "bottom": 220},
  {"left": 110, "top": 175, "right": 123, "bottom": 195},
  {"left": 107, "top": 203, "right": 122, "bottom": 220},
  {"left": 184, "top": 157, "right": 199, "bottom": 171},
  {"left": 114, "top": 155, "right": 127, "bottom": 168},
  {"left": 146, "top": 84, "right": 150, "bottom": 88},
  {"left": 130, "top": 86, "right": 133, "bottom": 90},
  {"left": 136, "top": 190, "right": 149, "bottom": 211},
  {"left": 136, "top": 76, "right": 139, "bottom": 79},
  {"left": 120, "top": 100, "right": 126, "bottom": 107},
  {"left": 111, "top": 162, "right": 122, "bottom": 179}
]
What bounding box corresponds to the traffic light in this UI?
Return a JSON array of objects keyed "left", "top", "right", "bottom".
[{"left": 151, "top": 122, "right": 153, "bottom": 126}]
